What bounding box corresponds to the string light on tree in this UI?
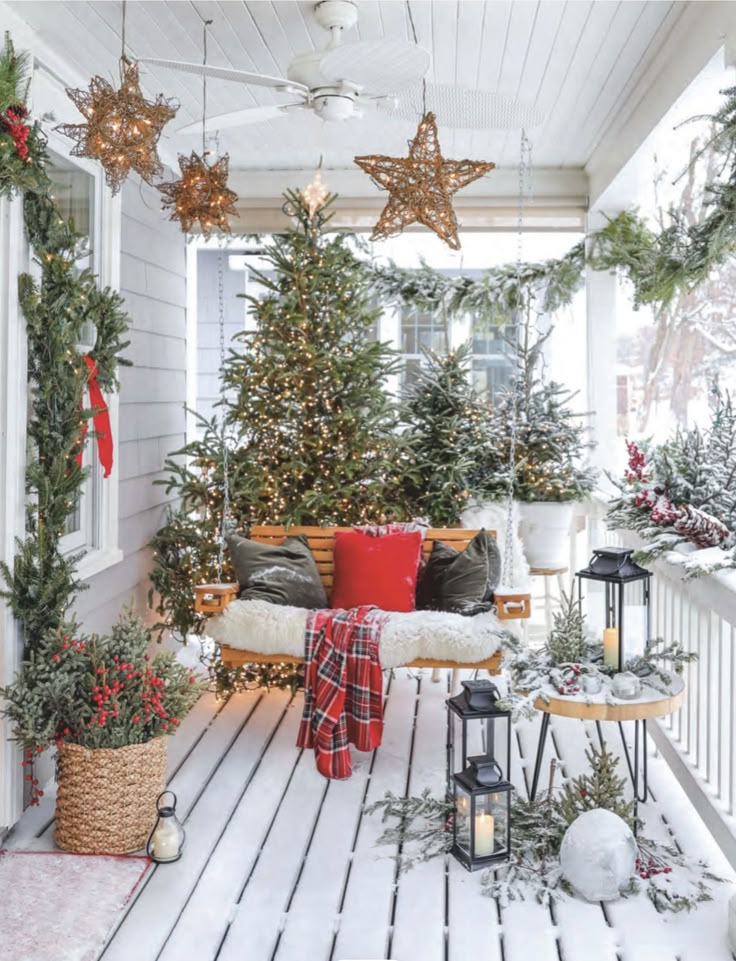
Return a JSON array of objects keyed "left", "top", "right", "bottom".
[
  {"left": 57, "top": 2, "right": 177, "bottom": 194},
  {"left": 302, "top": 164, "right": 329, "bottom": 220}
]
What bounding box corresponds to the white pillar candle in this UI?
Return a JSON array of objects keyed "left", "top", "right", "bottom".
[
  {"left": 603, "top": 627, "right": 620, "bottom": 669},
  {"left": 152, "top": 819, "right": 181, "bottom": 860},
  {"left": 475, "top": 812, "right": 495, "bottom": 857}
]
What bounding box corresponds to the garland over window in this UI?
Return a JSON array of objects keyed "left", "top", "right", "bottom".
[{"left": 0, "top": 34, "right": 131, "bottom": 651}]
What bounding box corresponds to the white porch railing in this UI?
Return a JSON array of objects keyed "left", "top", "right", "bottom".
[{"left": 584, "top": 498, "right": 736, "bottom": 868}]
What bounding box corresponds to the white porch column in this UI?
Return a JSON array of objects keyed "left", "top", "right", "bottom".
[
  {"left": 585, "top": 210, "right": 621, "bottom": 484},
  {"left": 0, "top": 193, "right": 29, "bottom": 834}
]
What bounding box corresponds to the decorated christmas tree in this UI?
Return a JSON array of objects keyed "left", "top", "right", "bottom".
[
  {"left": 399, "top": 344, "right": 505, "bottom": 525},
  {"left": 150, "top": 191, "right": 407, "bottom": 642},
  {"left": 492, "top": 322, "right": 596, "bottom": 501}
]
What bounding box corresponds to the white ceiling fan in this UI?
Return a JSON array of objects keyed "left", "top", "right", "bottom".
[
  {"left": 139, "top": 0, "right": 429, "bottom": 131},
  {"left": 138, "top": 0, "right": 543, "bottom": 134}
]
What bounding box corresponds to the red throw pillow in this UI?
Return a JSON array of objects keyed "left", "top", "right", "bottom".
[{"left": 331, "top": 530, "right": 423, "bottom": 612}]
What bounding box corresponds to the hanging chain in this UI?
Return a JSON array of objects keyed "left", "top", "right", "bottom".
[
  {"left": 201, "top": 18, "right": 213, "bottom": 157},
  {"left": 216, "top": 251, "right": 231, "bottom": 582},
  {"left": 405, "top": 1, "right": 427, "bottom": 116},
  {"left": 121, "top": 0, "right": 127, "bottom": 59},
  {"left": 502, "top": 129, "right": 532, "bottom": 589}
]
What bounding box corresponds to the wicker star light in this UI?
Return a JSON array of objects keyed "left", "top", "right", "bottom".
[
  {"left": 157, "top": 151, "right": 239, "bottom": 237},
  {"left": 58, "top": 56, "right": 177, "bottom": 195},
  {"left": 354, "top": 111, "right": 495, "bottom": 250}
]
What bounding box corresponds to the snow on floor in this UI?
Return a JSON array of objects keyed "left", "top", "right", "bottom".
[{"left": 6, "top": 672, "right": 736, "bottom": 961}]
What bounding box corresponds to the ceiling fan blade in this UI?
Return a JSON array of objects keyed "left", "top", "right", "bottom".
[
  {"left": 137, "top": 58, "right": 309, "bottom": 94},
  {"left": 395, "top": 83, "right": 544, "bottom": 130},
  {"left": 320, "top": 40, "right": 430, "bottom": 97},
  {"left": 176, "top": 104, "right": 305, "bottom": 135}
]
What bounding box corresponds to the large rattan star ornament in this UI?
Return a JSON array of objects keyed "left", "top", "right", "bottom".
[
  {"left": 58, "top": 56, "right": 177, "bottom": 195},
  {"left": 157, "top": 151, "right": 239, "bottom": 237},
  {"left": 354, "top": 111, "right": 495, "bottom": 250}
]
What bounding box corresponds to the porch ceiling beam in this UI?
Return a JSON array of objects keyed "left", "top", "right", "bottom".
[
  {"left": 588, "top": 0, "right": 736, "bottom": 209},
  {"left": 228, "top": 166, "right": 589, "bottom": 207}
]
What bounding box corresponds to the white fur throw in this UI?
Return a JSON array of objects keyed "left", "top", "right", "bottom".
[{"left": 206, "top": 599, "right": 506, "bottom": 669}]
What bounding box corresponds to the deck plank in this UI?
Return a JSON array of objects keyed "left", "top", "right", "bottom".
[
  {"left": 215, "top": 711, "right": 333, "bottom": 961},
  {"left": 331, "top": 671, "right": 418, "bottom": 961},
  {"left": 157, "top": 695, "right": 303, "bottom": 961},
  {"left": 100, "top": 690, "right": 285, "bottom": 961}
]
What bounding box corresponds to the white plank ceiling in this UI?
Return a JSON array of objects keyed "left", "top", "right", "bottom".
[{"left": 10, "top": 1, "right": 686, "bottom": 172}]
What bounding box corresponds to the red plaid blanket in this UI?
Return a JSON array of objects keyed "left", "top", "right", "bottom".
[{"left": 297, "top": 605, "right": 386, "bottom": 779}]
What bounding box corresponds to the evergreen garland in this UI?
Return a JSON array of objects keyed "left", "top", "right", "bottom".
[
  {"left": 0, "top": 33, "right": 49, "bottom": 200},
  {"left": 0, "top": 34, "right": 130, "bottom": 651}
]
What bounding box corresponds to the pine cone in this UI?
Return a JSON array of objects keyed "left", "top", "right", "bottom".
[{"left": 673, "top": 504, "right": 731, "bottom": 548}]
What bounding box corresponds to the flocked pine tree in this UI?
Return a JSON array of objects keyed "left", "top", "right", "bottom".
[
  {"left": 399, "top": 344, "right": 505, "bottom": 526},
  {"left": 546, "top": 590, "right": 588, "bottom": 664},
  {"left": 150, "top": 191, "right": 408, "bottom": 644},
  {"left": 493, "top": 320, "right": 597, "bottom": 502}
]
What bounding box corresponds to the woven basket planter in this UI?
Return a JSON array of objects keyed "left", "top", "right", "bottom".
[{"left": 55, "top": 736, "right": 167, "bottom": 855}]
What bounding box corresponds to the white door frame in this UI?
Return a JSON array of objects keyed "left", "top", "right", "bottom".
[{"left": 0, "top": 193, "right": 30, "bottom": 833}]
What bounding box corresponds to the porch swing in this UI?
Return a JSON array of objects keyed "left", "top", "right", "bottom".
[{"left": 193, "top": 137, "right": 536, "bottom": 673}]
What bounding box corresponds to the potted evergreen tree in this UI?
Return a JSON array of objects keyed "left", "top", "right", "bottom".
[{"left": 493, "top": 326, "right": 596, "bottom": 569}]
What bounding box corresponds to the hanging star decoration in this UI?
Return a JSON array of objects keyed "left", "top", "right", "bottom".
[
  {"left": 57, "top": 56, "right": 177, "bottom": 195},
  {"left": 157, "top": 151, "right": 239, "bottom": 237},
  {"left": 354, "top": 111, "right": 495, "bottom": 250}
]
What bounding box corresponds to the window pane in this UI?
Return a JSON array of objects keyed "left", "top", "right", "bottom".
[{"left": 47, "top": 153, "right": 96, "bottom": 272}]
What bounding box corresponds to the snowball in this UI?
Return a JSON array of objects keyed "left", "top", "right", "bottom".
[{"left": 559, "top": 809, "right": 636, "bottom": 902}]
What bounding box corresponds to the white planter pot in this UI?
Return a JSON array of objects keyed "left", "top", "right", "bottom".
[{"left": 518, "top": 501, "right": 575, "bottom": 570}]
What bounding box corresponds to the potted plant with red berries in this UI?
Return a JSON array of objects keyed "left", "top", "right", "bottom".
[{"left": 0, "top": 607, "right": 202, "bottom": 854}]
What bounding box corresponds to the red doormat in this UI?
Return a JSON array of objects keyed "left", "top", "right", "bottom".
[{"left": 0, "top": 850, "right": 150, "bottom": 961}]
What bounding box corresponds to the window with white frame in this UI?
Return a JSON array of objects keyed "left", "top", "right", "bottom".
[{"left": 43, "top": 145, "right": 121, "bottom": 573}]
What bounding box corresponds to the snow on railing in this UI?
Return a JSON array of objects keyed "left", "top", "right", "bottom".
[{"left": 585, "top": 497, "right": 736, "bottom": 868}]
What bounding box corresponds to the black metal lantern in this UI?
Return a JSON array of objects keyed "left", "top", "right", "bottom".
[
  {"left": 446, "top": 680, "right": 511, "bottom": 797},
  {"left": 146, "top": 790, "right": 185, "bottom": 863},
  {"left": 577, "top": 546, "right": 651, "bottom": 672},
  {"left": 452, "top": 757, "right": 512, "bottom": 871}
]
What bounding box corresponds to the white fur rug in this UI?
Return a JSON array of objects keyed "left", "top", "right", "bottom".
[{"left": 206, "top": 600, "right": 507, "bottom": 668}]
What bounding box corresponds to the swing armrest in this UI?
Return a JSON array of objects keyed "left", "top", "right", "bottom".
[
  {"left": 194, "top": 582, "right": 240, "bottom": 615},
  {"left": 494, "top": 592, "right": 532, "bottom": 620}
]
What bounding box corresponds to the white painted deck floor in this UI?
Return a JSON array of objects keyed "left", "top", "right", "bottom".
[{"left": 7, "top": 669, "right": 736, "bottom": 961}]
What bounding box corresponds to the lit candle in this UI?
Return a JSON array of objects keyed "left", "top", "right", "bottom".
[
  {"left": 603, "top": 627, "right": 620, "bottom": 669},
  {"left": 152, "top": 819, "right": 181, "bottom": 860},
  {"left": 475, "top": 812, "right": 495, "bottom": 857}
]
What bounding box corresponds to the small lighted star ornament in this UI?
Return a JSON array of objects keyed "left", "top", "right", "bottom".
[
  {"left": 302, "top": 169, "right": 330, "bottom": 219},
  {"left": 354, "top": 111, "right": 495, "bottom": 250},
  {"left": 157, "top": 151, "right": 239, "bottom": 237},
  {"left": 58, "top": 56, "right": 177, "bottom": 195}
]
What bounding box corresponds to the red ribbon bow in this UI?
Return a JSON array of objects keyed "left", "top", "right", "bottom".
[{"left": 76, "top": 355, "right": 113, "bottom": 478}]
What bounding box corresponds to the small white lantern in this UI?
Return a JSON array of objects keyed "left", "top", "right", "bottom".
[
  {"left": 75, "top": 319, "right": 98, "bottom": 355},
  {"left": 146, "top": 791, "right": 185, "bottom": 863}
]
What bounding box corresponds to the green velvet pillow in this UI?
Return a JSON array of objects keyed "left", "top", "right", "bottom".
[
  {"left": 226, "top": 532, "right": 328, "bottom": 610},
  {"left": 416, "top": 529, "right": 501, "bottom": 614}
]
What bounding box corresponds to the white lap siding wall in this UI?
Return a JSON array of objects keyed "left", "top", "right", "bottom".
[{"left": 72, "top": 179, "right": 187, "bottom": 635}]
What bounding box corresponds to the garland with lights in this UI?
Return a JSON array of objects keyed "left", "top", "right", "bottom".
[
  {"left": 0, "top": 33, "right": 49, "bottom": 200},
  {"left": 0, "top": 34, "right": 131, "bottom": 652}
]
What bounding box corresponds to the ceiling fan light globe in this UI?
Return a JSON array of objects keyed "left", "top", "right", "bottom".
[{"left": 313, "top": 94, "right": 355, "bottom": 122}]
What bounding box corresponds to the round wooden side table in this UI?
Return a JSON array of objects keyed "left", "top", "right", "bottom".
[{"left": 529, "top": 676, "right": 685, "bottom": 805}]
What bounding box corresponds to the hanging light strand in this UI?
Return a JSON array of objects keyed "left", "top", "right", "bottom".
[
  {"left": 216, "top": 250, "right": 232, "bottom": 582},
  {"left": 201, "top": 17, "right": 212, "bottom": 156},
  {"left": 502, "top": 130, "right": 532, "bottom": 589}
]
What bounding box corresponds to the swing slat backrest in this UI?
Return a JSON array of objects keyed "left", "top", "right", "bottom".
[{"left": 248, "top": 525, "right": 489, "bottom": 593}]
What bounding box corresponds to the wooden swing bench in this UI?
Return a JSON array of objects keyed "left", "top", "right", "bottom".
[{"left": 194, "top": 526, "right": 531, "bottom": 675}]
